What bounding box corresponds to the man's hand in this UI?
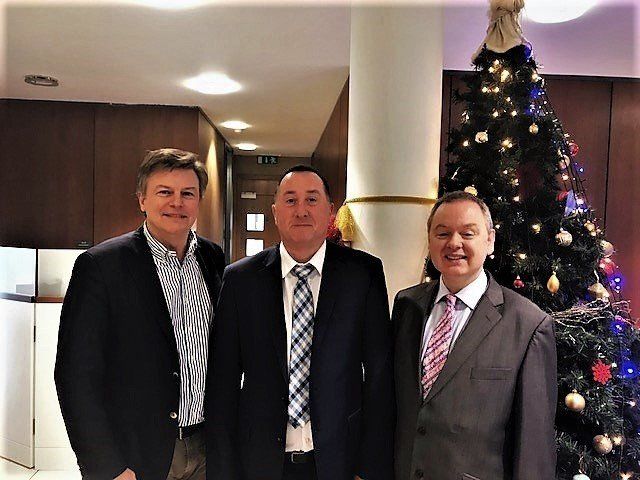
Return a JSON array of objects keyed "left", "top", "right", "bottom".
[{"left": 114, "top": 468, "right": 136, "bottom": 480}]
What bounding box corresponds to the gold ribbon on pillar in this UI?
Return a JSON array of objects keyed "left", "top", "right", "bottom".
[{"left": 335, "top": 195, "right": 436, "bottom": 241}]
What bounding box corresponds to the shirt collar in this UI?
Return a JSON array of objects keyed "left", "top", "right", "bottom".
[
  {"left": 143, "top": 222, "right": 198, "bottom": 262},
  {"left": 279, "top": 240, "right": 327, "bottom": 279},
  {"left": 435, "top": 270, "right": 488, "bottom": 310}
]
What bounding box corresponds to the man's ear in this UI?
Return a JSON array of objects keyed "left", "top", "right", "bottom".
[
  {"left": 271, "top": 204, "right": 278, "bottom": 226},
  {"left": 137, "top": 192, "right": 146, "bottom": 213}
]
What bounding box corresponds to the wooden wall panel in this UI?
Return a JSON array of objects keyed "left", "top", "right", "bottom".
[
  {"left": 93, "top": 105, "right": 199, "bottom": 244},
  {"left": 0, "top": 100, "right": 94, "bottom": 248},
  {"left": 544, "top": 79, "right": 612, "bottom": 220},
  {"left": 311, "top": 78, "right": 349, "bottom": 207},
  {"left": 606, "top": 81, "right": 640, "bottom": 317},
  {"left": 196, "top": 112, "right": 226, "bottom": 246}
]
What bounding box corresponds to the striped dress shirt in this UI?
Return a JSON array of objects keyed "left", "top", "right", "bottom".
[{"left": 143, "top": 223, "right": 212, "bottom": 427}]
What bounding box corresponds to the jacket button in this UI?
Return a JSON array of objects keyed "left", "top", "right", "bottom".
[
  {"left": 277, "top": 436, "right": 282, "bottom": 443},
  {"left": 417, "top": 426, "right": 426, "bottom": 435},
  {"left": 172, "top": 371, "right": 179, "bottom": 378},
  {"left": 414, "top": 469, "right": 424, "bottom": 478},
  {"left": 169, "top": 412, "right": 178, "bottom": 420}
]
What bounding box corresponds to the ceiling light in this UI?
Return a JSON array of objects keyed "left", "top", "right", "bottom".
[
  {"left": 524, "top": 0, "right": 596, "bottom": 24},
  {"left": 183, "top": 73, "right": 241, "bottom": 95},
  {"left": 236, "top": 143, "right": 257, "bottom": 151},
  {"left": 132, "top": 0, "right": 210, "bottom": 9},
  {"left": 24, "top": 74, "right": 59, "bottom": 87},
  {"left": 221, "top": 120, "right": 250, "bottom": 132}
]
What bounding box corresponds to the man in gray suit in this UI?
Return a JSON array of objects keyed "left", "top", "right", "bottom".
[{"left": 393, "top": 191, "right": 557, "bottom": 480}]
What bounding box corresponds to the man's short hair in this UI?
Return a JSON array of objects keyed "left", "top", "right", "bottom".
[
  {"left": 275, "top": 164, "right": 332, "bottom": 201},
  {"left": 136, "top": 148, "right": 208, "bottom": 199},
  {"left": 427, "top": 191, "right": 494, "bottom": 233}
]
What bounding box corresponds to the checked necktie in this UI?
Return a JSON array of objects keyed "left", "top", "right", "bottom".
[
  {"left": 421, "top": 294, "right": 457, "bottom": 401},
  {"left": 288, "top": 263, "right": 315, "bottom": 428}
]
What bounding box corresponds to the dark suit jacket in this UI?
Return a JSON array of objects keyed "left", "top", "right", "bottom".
[
  {"left": 393, "top": 273, "right": 557, "bottom": 480},
  {"left": 205, "top": 241, "right": 395, "bottom": 480},
  {"left": 55, "top": 226, "right": 224, "bottom": 480}
]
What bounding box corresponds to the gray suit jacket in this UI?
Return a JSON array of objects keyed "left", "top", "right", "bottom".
[{"left": 392, "top": 273, "right": 557, "bottom": 480}]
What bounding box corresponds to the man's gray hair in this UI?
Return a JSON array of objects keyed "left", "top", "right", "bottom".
[{"left": 427, "top": 191, "right": 494, "bottom": 233}]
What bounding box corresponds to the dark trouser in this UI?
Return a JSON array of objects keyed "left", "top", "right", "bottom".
[
  {"left": 166, "top": 426, "right": 206, "bottom": 480},
  {"left": 282, "top": 451, "right": 318, "bottom": 480}
]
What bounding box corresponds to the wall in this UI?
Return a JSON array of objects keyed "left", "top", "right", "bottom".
[
  {"left": 311, "top": 78, "right": 349, "bottom": 207},
  {"left": 0, "top": 100, "right": 227, "bottom": 249}
]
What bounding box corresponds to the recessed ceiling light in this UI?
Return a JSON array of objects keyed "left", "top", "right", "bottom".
[
  {"left": 524, "top": 0, "right": 596, "bottom": 24},
  {"left": 236, "top": 143, "right": 258, "bottom": 151},
  {"left": 183, "top": 73, "right": 241, "bottom": 95},
  {"left": 132, "top": 0, "right": 209, "bottom": 9},
  {"left": 24, "top": 74, "right": 59, "bottom": 87},
  {"left": 221, "top": 120, "right": 251, "bottom": 132}
]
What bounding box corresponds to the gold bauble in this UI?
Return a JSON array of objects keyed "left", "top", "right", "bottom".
[
  {"left": 588, "top": 282, "right": 610, "bottom": 300},
  {"left": 547, "top": 272, "right": 560, "bottom": 294},
  {"left": 529, "top": 123, "right": 539, "bottom": 134},
  {"left": 593, "top": 434, "right": 613, "bottom": 454},
  {"left": 556, "top": 229, "right": 573, "bottom": 246},
  {"left": 475, "top": 131, "right": 489, "bottom": 143},
  {"left": 564, "top": 390, "right": 586, "bottom": 413},
  {"left": 464, "top": 185, "right": 478, "bottom": 196},
  {"left": 601, "top": 240, "right": 615, "bottom": 258},
  {"left": 585, "top": 221, "right": 596, "bottom": 232}
]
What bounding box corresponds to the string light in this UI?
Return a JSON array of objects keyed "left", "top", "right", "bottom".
[
  {"left": 462, "top": 140, "right": 470, "bottom": 147},
  {"left": 492, "top": 110, "right": 500, "bottom": 118},
  {"left": 532, "top": 223, "right": 541, "bottom": 233},
  {"left": 488, "top": 66, "right": 495, "bottom": 73},
  {"left": 517, "top": 252, "right": 527, "bottom": 260},
  {"left": 562, "top": 173, "right": 569, "bottom": 181},
  {"left": 492, "top": 86, "right": 500, "bottom": 93},
  {"left": 511, "top": 110, "right": 518, "bottom": 117},
  {"left": 513, "top": 195, "right": 520, "bottom": 202},
  {"left": 500, "top": 69, "right": 511, "bottom": 82},
  {"left": 482, "top": 86, "right": 489, "bottom": 93}
]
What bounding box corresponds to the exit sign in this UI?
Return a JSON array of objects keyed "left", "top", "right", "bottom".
[{"left": 257, "top": 155, "right": 279, "bottom": 165}]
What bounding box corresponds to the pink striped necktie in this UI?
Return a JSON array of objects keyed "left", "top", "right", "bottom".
[{"left": 421, "top": 294, "right": 457, "bottom": 401}]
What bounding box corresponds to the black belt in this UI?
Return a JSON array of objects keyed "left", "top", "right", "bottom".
[
  {"left": 285, "top": 450, "right": 314, "bottom": 464},
  {"left": 178, "top": 422, "right": 204, "bottom": 440}
]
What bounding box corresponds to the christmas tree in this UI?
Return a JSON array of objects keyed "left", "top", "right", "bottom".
[{"left": 435, "top": 4, "right": 639, "bottom": 479}]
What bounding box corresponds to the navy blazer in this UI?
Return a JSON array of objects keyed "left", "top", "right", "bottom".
[
  {"left": 55, "top": 227, "right": 224, "bottom": 480},
  {"left": 206, "top": 241, "right": 395, "bottom": 480}
]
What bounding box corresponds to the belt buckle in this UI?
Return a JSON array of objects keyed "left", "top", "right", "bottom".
[{"left": 290, "top": 452, "right": 304, "bottom": 464}]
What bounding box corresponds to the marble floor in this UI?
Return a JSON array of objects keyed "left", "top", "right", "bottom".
[{"left": 0, "top": 457, "right": 80, "bottom": 480}]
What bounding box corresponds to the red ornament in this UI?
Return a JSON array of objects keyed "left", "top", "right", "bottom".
[
  {"left": 557, "top": 191, "right": 569, "bottom": 202},
  {"left": 513, "top": 276, "right": 525, "bottom": 289},
  {"left": 599, "top": 258, "right": 617, "bottom": 277},
  {"left": 569, "top": 141, "right": 580, "bottom": 157},
  {"left": 592, "top": 360, "right": 612, "bottom": 384}
]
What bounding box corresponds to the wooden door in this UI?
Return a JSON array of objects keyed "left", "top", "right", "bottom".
[{"left": 233, "top": 177, "right": 281, "bottom": 261}]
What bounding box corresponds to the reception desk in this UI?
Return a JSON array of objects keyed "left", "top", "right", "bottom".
[{"left": 0, "top": 247, "right": 83, "bottom": 470}]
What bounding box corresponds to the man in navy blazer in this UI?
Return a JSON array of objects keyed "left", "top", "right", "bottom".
[
  {"left": 206, "top": 165, "right": 394, "bottom": 480},
  {"left": 56, "top": 149, "right": 225, "bottom": 480}
]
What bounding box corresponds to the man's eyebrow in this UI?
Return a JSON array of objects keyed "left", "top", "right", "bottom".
[{"left": 154, "top": 185, "right": 197, "bottom": 190}]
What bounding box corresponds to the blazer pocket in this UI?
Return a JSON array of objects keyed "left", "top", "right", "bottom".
[
  {"left": 461, "top": 474, "right": 481, "bottom": 480},
  {"left": 470, "top": 367, "right": 511, "bottom": 380}
]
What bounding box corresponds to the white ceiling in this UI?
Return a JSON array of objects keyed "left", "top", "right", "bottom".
[{"left": 0, "top": 0, "right": 637, "bottom": 157}]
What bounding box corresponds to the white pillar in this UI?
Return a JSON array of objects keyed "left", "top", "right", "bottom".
[{"left": 347, "top": 6, "right": 443, "bottom": 301}]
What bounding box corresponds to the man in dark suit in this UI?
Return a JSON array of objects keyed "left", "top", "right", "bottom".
[
  {"left": 393, "top": 191, "right": 557, "bottom": 480},
  {"left": 206, "top": 165, "right": 394, "bottom": 480},
  {"left": 55, "top": 148, "right": 225, "bottom": 480}
]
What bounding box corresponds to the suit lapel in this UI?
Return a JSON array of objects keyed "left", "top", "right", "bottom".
[
  {"left": 263, "top": 247, "right": 288, "bottom": 382},
  {"left": 126, "top": 227, "right": 178, "bottom": 356},
  {"left": 312, "top": 242, "right": 340, "bottom": 352},
  {"left": 195, "top": 239, "right": 220, "bottom": 306},
  {"left": 424, "top": 274, "right": 504, "bottom": 403}
]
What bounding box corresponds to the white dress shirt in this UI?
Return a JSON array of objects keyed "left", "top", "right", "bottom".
[
  {"left": 420, "top": 271, "right": 488, "bottom": 362},
  {"left": 280, "top": 241, "right": 327, "bottom": 453}
]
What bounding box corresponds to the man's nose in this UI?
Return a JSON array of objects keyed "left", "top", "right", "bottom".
[
  {"left": 170, "top": 193, "right": 183, "bottom": 206},
  {"left": 446, "top": 233, "right": 462, "bottom": 248},
  {"left": 294, "top": 203, "right": 308, "bottom": 217}
]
